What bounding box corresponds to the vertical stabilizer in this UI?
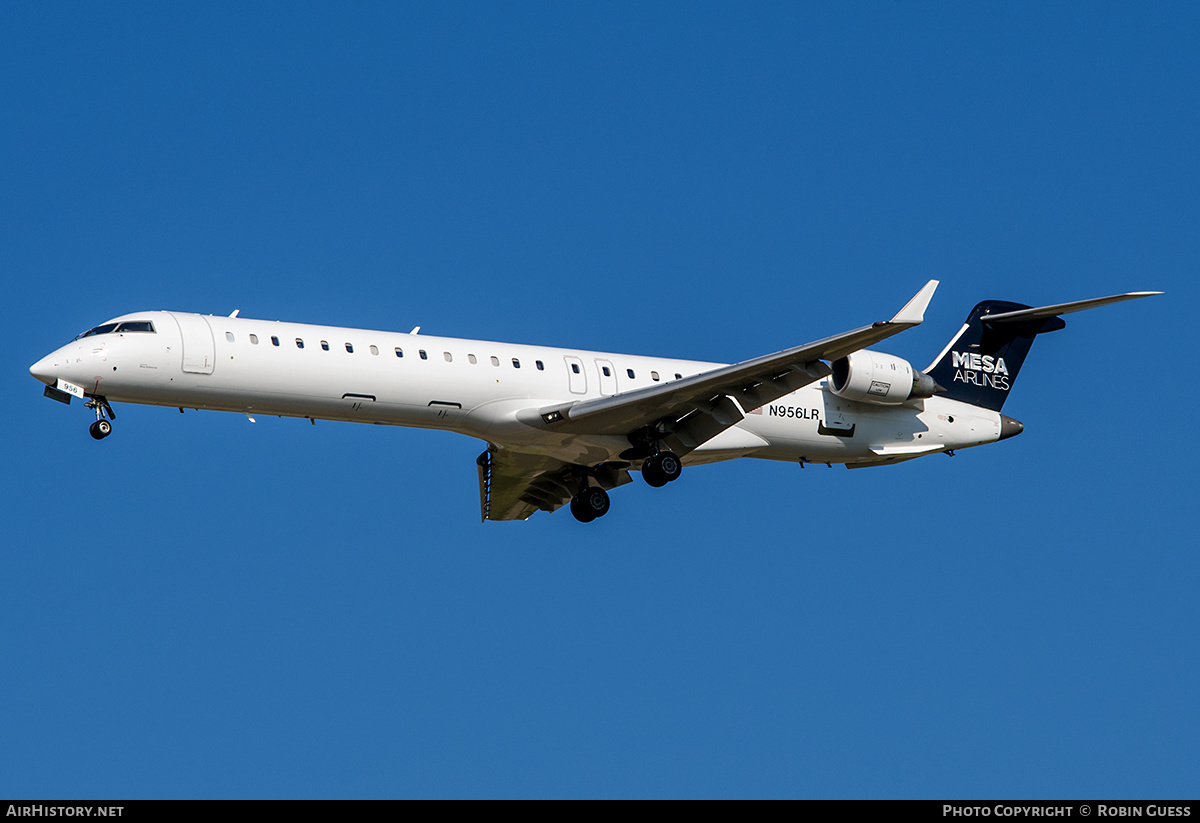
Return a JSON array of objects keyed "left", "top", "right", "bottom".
[{"left": 925, "top": 301, "right": 1065, "bottom": 412}]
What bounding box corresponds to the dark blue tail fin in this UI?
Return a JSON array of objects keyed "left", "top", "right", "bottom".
[{"left": 925, "top": 300, "right": 1065, "bottom": 412}]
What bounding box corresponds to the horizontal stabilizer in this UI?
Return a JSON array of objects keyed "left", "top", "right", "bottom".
[{"left": 980, "top": 291, "right": 1161, "bottom": 323}]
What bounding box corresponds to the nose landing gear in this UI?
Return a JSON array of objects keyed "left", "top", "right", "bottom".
[{"left": 85, "top": 396, "right": 116, "bottom": 440}]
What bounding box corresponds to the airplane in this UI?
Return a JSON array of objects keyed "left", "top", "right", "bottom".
[{"left": 29, "top": 282, "right": 1158, "bottom": 522}]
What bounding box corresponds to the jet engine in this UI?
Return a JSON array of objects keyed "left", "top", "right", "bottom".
[{"left": 828, "top": 351, "right": 939, "bottom": 405}]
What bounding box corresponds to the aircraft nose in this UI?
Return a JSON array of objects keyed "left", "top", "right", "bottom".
[
  {"left": 998, "top": 414, "right": 1024, "bottom": 441},
  {"left": 30, "top": 354, "right": 57, "bottom": 386}
]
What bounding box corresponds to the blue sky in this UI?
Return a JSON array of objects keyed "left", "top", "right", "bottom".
[{"left": 2, "top": 2, "right": 1195, "bottom": 798}]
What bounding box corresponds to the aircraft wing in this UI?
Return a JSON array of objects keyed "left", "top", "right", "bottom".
[
  {"left": 537, "top": 280, "right": 939, "bottom": 454},
  {"left": 476, "top": 448, "right": 632, "bottom": 521}
]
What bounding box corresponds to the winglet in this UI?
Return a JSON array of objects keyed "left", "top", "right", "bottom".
[{"left": 890, "top": 280, "right": 939, "bottom": 325}]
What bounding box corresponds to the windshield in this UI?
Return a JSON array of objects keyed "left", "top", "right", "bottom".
[
  {"left": 74, "top": 320, "right": 155, "bottom": 340},
  {"left": 76, "top": 323, "right": 118, "bottom": 340}
]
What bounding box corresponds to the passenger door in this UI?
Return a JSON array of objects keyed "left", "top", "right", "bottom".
[
  {"left": 594, "top": 358, "right": 618, "bottom": 395},
  {"left": 564, "top": 356, "right": 587, "bottom": 394},
  {"left": 169, "top": 313, "right": 216, "bottom": 375}
]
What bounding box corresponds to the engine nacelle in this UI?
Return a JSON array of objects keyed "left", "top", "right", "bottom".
[{"left": 829, "top": 350, "right": 939, "bottom": 405}]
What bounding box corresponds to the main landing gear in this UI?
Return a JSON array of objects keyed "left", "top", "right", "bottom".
[
  {"left": 623, "top": 427, "right": 684, "bottom": 490},
  {"left": 565, "top": 445, "right": 683, "bottom": 523},
  {"left": 641, "top": 450, "right": 682, "bottom": 488},
  {"left": 85, "top": 396, "right": 116, "bottom": 440},
  {"left": 570, "top": 486, "right": 611, "bottom": 523}
]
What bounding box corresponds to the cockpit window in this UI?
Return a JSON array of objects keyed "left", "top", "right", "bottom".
[
  {"left": 77, "top": 323, "right": 119, "bottom": 339},
  {"left": 116, "top": 321, "right": 155, "bottom": 333},
  {"left": 78, "top": 321, "right": 156, "bottom": 339}
]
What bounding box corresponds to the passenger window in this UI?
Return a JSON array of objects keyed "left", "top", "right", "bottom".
[
  {"left": 271, "top": 336, "right": 280, "bottom": 347},
  {"left": 345, "top": 343, "right": 354, "bottom": 353},
  {"left": 468, "top": 354, "right": 477, "bottom": 364},
  {"left": 571, "top": 363, "right": 580, "bottom": 374},
  {"left": 536, "top": 360, "right": 544, "bottom": 370},
  {"left": 419, "top": 350, "right": 428, "bottom": 360},
  {"left": 321, "top": 341, "right": 330, "bottom": 351},
  {"left": 490, "top": 356, "right": 500, "bottom": 366},
  {"left": 225, "top": 332, "right": 235, "bottom": 343},
  {"left": 512, "top": 358, "right": 521, "bottom": 369},
  {"left": 249, "top": 334, "right": 259, "bottom": 345},
  {"left": 602, "top": 366, "right": 611, "bottom": 376},
  {"left": 444, "top": 352, "right": 452, "bottom": 362},
  {"left": 651, "top": 371, "right": 660, "bottom": 381},
  {"left": 394, "top": 348, "right": 403, "bottom": 358},
  {"left": 296, "top": 338, "right": 305, "bottom": 349},
  {"left": 370, "top": 345, "right": 378, "bottom": 355},
  {"left": 627, "top": 369, "right": 636, "bottom": 379},
  {"left": 675, "top": 373, "right": 682, "bottom": 380}
]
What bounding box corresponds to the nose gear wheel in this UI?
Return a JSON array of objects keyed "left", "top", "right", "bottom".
[{"left": 84, "top": 396, "right": 115, "bottom": 440}]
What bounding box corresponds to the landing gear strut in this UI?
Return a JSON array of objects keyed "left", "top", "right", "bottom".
[
  {"left": 570, "top": 486, "right": 610, "bottom": 523},
  {"left": 642, "top": 450, "right": 682, "bottom": 488},
  {"left": 85, "top": 396, "right": 115, "bottom": 440}
]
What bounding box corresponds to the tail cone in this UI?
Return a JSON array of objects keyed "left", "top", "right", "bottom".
[{"left": 998, "top": 415, "right": 1024, "bottom": 441}]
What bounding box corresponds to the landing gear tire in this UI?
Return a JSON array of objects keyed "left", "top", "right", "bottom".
[
  {"left": 570, "top": 487, "right": 610, "bottom": 523},
  {"left": 89, "top": 420, "right": 112, "bottom": 440},
  {"left": 643, "top": 467, "right": 669, "bottom": 488},
  {"left": 642, "top": 451, "right": 681, "bottom": 487}
]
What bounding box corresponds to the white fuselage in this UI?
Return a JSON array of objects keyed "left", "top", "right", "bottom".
[{"left": 30, "top": 311, "right": 1004, "bottom": 466}]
